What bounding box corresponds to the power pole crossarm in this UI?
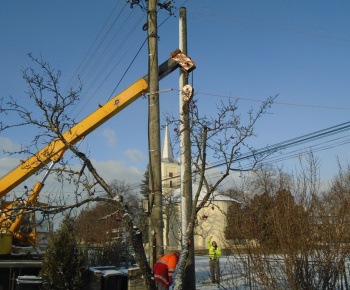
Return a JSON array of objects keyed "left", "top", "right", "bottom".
[{"left": 0, "top": 50, "right": 191, "bottom": 198}]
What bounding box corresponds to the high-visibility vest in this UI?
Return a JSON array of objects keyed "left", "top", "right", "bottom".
[
  {"left": 207, "top": 239, "right": 222, "bottom": 261},
  {"left": 154, "top": 253, "right": 179, "bottom": 287}
]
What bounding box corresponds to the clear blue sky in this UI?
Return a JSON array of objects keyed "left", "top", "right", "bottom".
[{"left": 1, "top": 0, "right": 350, "bottom": 196}]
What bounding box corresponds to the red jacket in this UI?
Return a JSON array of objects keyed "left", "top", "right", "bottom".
[{"left": 154, "top": 253, "right": 179, "bottom": 288}]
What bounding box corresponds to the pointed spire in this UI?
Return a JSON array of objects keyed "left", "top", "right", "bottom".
[{"left": 162, "top": 123, "right": 177, "bottom": 163}]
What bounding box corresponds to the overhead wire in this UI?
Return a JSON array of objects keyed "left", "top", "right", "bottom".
[
  {"left": 32, "top": 3, "right": 350, "bottom": 198},
  {"left": 29, "top": 2, "right": 143, "bottom": 200},
  {"left": 93, "top": 119, "right": 350, "bottom": 194},
  {"left": 68, "top": 0, "right": 176, "bottom": 119},
  {"left": 187, "top": 6, "right": 350, "bottom": 47},
  {"left": 37, "top": 117, "right": 350, "bottom": 201},
  {"left": 76, "top": 12, "right": 146, "bottom": 115},
  {"left": 235, "top": 137, "right": 350, "bottom": 171},
  {"left": 158, "top": 120, "right": 350, "bottom": 186},
  {"left": 74, "top": 4, "right": 181, "bottom": 196},
  {"left": 189, "top": 89, "right": 350, "bottom": 111},
  {"left": 201, "top": 121, "right": 350, "bottom": 174},
  {"left": 36, "top": 3, "right": 178, "bottom": 199},
  {"left": 78, "top": 1, "right": 129, "bottom": 83},
  {"left": 101, "top": 0, "right": 178, "bottom": 102},
  {"left": 64, "top": 0, "right": 123, "bottom": 93},
  {"left": 68, "top": 4, "right": 143, "bottom": 118},
  {"left": 108, "top": 36, "right": 148, "bottom": 101},
  {"left": 80, "top": 8, "right": 142, "bottom": 91}
]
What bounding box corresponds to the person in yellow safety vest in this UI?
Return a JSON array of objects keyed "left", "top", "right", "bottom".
[
  {"left": 207, "top": 235, "right": 222, "bottom": 284},
  {"left": 153, "top": 252, "right": 180, "bottom": 290}
]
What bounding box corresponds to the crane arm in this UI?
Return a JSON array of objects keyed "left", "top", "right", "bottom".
[
  {"left": 0, "top": 49, "right": 196, "bottom": 198},
  {"left": 0, "top": 79, "right": 148, "bottom": 198}
]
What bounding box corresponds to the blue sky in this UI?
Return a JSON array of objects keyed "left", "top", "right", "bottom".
[{"left": 1, "top": 0, "right": 350, "bottom": 197}]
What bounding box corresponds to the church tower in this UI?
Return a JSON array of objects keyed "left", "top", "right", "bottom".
[
  {"left": 161, "top": 123, "right": 181, "bottom": 248},
  {"left": 161, "top": 123, "right": 180, "bottom": 192}
]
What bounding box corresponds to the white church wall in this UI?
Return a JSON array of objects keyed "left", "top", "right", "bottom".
[{"left": 194, "top": 201, "right": 232, "bottom": 249}]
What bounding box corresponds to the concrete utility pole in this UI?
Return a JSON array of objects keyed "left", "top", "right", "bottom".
[
  {"left": 147, "top": 0, "right": 164, "bottom": 267},
  {"left": 179, "top": 7, "right": 196, "bottom": 289}
]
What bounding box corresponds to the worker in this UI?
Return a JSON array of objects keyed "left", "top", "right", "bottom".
[
  {"left": 153, "top": 252, "right": 180, "bottom": 289},
  {"left": 207, "top": 235, "right": 221, "bottom": 284}
]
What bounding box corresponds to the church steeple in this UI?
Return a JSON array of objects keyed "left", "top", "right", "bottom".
[{"left": 162, "top": 123, "right": 177, "bottom": 163}]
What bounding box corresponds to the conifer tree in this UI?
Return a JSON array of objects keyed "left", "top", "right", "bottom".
[
  {"left": 140, "top": 164, "right": 150, "bottom": 199},
  {"left": 139, "top": 165, "right": 150, "bottom": 242},
  {"left": 40, "top": 216, "right": 84, "bottom": 290}
]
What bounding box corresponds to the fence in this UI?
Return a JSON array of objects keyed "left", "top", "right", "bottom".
[{"left": 217, "top": 255, "right": 350, "bottom": 289}]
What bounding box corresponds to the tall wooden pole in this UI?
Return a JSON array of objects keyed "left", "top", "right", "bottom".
[
  {"left": 179, "top": 7, "right": 196, "bottom": 289},
  {"left": 148, "top": 0, "right": 164, "bottom": 267}
]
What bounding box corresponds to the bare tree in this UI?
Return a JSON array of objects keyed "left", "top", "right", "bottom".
[
  {"left": 171, "top": 96, "right": 276, "bottom": 289},
  {"left": 247, "top": 165, "right": 293, "bottom": 196},
  {"left": 163, "top": 188, "right": 181, "bottom": 247},
  {"left": 0, "top": 55, "right": 156, "bottom": 289},
  {"left": 0, "top": 55, "right": 276, "bottom": 289},
  {"left": 74, "top": 200, "right": 129, "bottom": 247},
  {"left": 224, "top": 156, "right": 350, "bottom": 289}
]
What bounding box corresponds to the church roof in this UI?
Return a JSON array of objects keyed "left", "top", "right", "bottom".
[{"left": 162, "top": 123, "right": 178, "bottom": 164}]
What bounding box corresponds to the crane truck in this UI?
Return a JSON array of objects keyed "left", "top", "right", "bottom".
[{"left": 0, "top": 49, "right": 195, "bottom": 289}]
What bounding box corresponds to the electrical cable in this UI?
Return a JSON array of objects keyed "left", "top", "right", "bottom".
[
  {"left": 76, "top": 2, "right": 130, "bottom": 87},
  {"left": 24, "top": 3, "right": 350, "bottom": 200},
  {"left": 191, "top": 89, "right": 350, "bottom": 111},
  {"left": 18, "top": 3, "right": 177, "bottom": 201},
  {"left": 80, "top": 8, "right": 140, "bottom": 91},
  {"left": 159, "top": 120, "right": 350, "bottom": 184},
  {"left": 108, "top": 34, "right": 148, "bottom": 100},
  {"left": 187, "top": 7, "right": 350, "bottom": 47},
  {"left": 69, "top": 5, "right": 141, "bottom": 118},
  {"left": 75, "top": 13, "right": 146, "bottom": 117},
  {"left": 64, "top": 0, "right": 123, "bottom": 93},
  {"left": 37, "top": 122, "right": 350, "bottom": 203}
]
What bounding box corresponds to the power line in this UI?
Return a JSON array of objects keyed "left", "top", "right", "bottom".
[
  {"left": 204, "top": 121, "right": 350, "bottom": 172},
  {"left": 69, "top": 1, "right": 177, "bottom": 120},
  {"left": 187, "top": 6, "right": 350, "bottom": 47},
  {"left": 37, "top": 120, "right": 350, "bottom": 200},
  {"left": 190, "top": 90, "right": 350, "bottom": 111},
  {"left": 62, "top": 1, "right": 150, "bottom": 123},
  {"left": 64, "top": 0, "right": 124, "bottom": 93},
  {"left": 108, "top": 35, "right": 148, "bottom": 100},
  {"left": 160, "top": 120, "right": 350, "bottom": 184}
]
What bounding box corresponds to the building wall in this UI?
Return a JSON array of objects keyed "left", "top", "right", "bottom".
[
  {"left": 163, "top": 200, "right": 232, "bottom": 249},
  {"left": 194, "top": 201, "right": 232, "bottom": 249},
  {"left": 161, "top": 156, "right": 233, "bottom": 250},
  {"left": 161, "top": 162, "right": 179, "bottom": 190}
]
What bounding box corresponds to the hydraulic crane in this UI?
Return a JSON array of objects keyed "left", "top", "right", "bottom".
[{"left": 0, "top": 49, "right": 195, "bottom": 255}]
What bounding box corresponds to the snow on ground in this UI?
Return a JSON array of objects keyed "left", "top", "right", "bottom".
[
  {"left": 193, "top": 255, "right": 224, "bottom": 290},
  {"left": 170, "top": 255, "right": 249, "bottom": 290}
]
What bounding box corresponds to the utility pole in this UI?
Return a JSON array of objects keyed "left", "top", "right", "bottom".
[
  {"left": 147, "top": 0, "right": 164, "bottom": 267},
  {"left": 179, "top": 7, "right": 196, "bottom": 289}
]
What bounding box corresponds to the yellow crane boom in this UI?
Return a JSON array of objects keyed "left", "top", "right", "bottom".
[
  {"left": 0, "top": 49, "right": 195, "bottom": 198},
  {"left": 0, "top": 79, "right": 147, "bottom": 198}
]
